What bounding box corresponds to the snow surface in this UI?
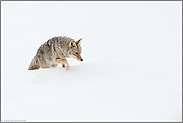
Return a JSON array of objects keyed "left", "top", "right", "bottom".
[{"left": 1, "top": 1, "right": 182, "bottom": 122}]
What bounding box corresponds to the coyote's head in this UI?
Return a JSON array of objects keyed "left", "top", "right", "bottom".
[{"left": 68, "top": 38, "right": 83, "bottom": 61}]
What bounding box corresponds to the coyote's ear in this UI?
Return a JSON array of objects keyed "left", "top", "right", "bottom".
[
  {"left": 68, "top": 40, "right": 76, "bottom": 49},
  {"left": 76, "top": 38, "right": 82, "bottom": 45}
]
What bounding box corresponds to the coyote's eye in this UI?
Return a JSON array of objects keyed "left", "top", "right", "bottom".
[{"left": 76, "top": 52, "right": 78, "bottom": 54}]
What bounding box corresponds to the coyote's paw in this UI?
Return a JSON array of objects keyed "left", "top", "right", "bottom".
[
  {"left": 66, "top": 65, "right": 70, "bottom": 70},
  {"left": 62, "top": 63, "right": 65, "bottom": 68}
]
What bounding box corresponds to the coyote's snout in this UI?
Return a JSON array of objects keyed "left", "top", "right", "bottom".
[{"left": 28, "top": 36, "right": 83, "bottom": 70}]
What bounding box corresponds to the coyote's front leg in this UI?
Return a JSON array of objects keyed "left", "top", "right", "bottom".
[{"left": 55, "top": 58, "right": 70, "bottom": 70}]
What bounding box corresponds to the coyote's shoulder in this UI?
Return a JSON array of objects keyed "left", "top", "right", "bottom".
[{"left": 28, "top": 36, "right": 83, "bottom": 70}]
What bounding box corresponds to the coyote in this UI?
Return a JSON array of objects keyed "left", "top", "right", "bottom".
[{"left": 28, "top": 36, "right": 83, "bottom": 70}]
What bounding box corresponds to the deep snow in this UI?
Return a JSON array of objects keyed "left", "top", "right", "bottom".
[{"left": 1, "top": 1, "right": 182, "bottom": 122}]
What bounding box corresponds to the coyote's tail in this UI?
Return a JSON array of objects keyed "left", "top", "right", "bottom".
[{"left": 28, "top": 56, "right": 40, "bottom": 70}]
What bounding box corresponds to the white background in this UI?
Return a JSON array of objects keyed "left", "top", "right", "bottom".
[{"left": 1, "top": 1, "right": 182, "bottom": 122}]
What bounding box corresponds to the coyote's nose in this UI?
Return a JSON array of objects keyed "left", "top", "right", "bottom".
[{"left": 81, "top": 59, "right": 83, "bottom": 61}]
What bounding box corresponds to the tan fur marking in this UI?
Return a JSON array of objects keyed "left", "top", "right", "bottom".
[
  {"left": 55, "top": 58, "right": 70, "bottom": 69},
  {"left": 76, "top": 38, "right": 82, "bottom": 44},
  {"left": 77, "top": 55, "right": 82, "bottom": 60},
  {"left": 55, "top": 59, "right": 68, "bottom": 64}
]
